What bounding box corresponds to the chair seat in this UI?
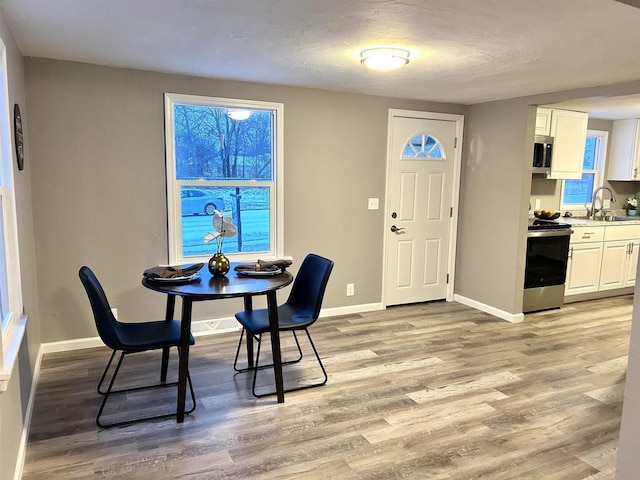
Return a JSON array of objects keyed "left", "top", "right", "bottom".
[
  {"left": 235, "top": 304, "right": 314, "bottom": 335},
  {"left": 114, "top": 320, "right": 195, "bottom": 351}
]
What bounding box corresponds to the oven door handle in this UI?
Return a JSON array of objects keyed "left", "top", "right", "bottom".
[{"left": 527, "top": 229, "right": 573, "bottom": 238}]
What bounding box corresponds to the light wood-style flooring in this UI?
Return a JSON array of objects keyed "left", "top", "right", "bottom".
[{"left": 23, "top": 296, "right": 632, "bottom": 479}]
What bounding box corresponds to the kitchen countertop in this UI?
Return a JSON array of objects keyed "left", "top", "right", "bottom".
[
  {"left": 556, "top": 216, "right": 640, "bottom": 227},
  {"left": 529, "top": 209, "right": 640, "bottom": 226}
]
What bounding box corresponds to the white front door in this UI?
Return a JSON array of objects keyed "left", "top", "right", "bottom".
[{"left": 385, "top": 113, "right": 460, "bottom": 306}]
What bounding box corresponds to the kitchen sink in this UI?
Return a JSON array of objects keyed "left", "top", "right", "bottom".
[{"left": 612, "top": 216, "right": 638, "bottom": 221}]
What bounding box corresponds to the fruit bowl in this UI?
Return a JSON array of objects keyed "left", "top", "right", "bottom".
[{"left": 534, "top": 210, "right": 560, "bottom": 220}]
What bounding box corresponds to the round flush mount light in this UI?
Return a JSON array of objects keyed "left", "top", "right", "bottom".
[{"left": 360, "top": 47, "right": 411, "bottom": 71}]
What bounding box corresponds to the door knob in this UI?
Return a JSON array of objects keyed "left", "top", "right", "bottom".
[{"left": 390, "top": 225, "right": 405, "bottom": 233}]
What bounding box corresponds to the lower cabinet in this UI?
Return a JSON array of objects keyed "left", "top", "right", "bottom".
[
  {"left": 565, "top": 224, "right": 640, "bottom": 297},
  {"left": 566, "top": 242, "right": 603, "bottom": 295},
  {"left": 599, "top": 240, "right": 639, "bottom": 290}
]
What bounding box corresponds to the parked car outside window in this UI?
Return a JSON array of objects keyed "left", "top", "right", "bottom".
[{"left": 181, "top": 187, "right": 225, "bottom": 216}]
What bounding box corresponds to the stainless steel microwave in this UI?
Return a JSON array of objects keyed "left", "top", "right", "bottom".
[{"left": 532, "top": 135, "right": 554, "bottom": 174}]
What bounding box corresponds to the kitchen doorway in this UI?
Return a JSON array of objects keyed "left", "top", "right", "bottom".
[{"left": 383, "top": 110, "right": 464, "bottom": 306}]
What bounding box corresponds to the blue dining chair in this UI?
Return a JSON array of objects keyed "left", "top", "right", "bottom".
[
  {"left": 79, "top": 266, "right": 196, "bottom": 427},
  {"left": 233, "top": 253, "right": 334, "bottom": 397}
]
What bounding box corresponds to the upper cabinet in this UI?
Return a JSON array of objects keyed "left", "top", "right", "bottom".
[
  {"left": 535, "top": 108, "right": 588, "bottom": 180},
  {"left": 535, "top": 108, "right": 553, "bottom": 136},
  {"left": 607, "top": 119, "right": 640, "bottom": 181}
]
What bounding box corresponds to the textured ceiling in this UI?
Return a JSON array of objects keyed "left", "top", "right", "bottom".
[{"left": 1, "top": 0, "right": 639, "bottom": 106}]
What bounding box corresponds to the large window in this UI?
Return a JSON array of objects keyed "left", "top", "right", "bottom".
[
  {"left": 0, "top": 40, "right": 24, "bottom": 387},
  {"left": 164, "top": 94, "right": 283, "bottom": 264},
  {"left": 561, "top": 130, "right": 608, "bottom": 209}
]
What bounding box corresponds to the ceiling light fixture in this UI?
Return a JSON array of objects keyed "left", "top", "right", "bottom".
[
  {"left": 227, "top": 109, "right": 251, "bottom": 121},
  {"left": 360, "top": 47, "right": 411, "bottom": 71}
]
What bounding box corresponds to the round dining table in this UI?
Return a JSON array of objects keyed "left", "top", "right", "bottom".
[{"left": 142, "top": 264, "right": 293, "bottom": 422}]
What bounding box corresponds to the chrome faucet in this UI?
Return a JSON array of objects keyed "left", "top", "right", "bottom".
[{"left": 589, "top": 186, "right": 616, "bottom": 219}]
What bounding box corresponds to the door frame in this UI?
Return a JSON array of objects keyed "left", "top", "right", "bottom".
[{"left": 382, "top": 109, "right": 465, "bottom": 306}]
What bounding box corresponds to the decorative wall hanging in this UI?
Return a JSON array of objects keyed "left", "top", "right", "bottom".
[{"left": 14, "top": 103, "right": 24, "bottom": 171}]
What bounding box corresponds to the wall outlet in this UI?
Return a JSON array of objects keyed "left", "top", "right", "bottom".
[
  {"left": 111, "top": 307, "right": 118, "bottom": 320},
  {"left": 346, "top": 283, "right": 355, "bottom": 296},
  {"left": 368, "top": 198, "right": 379, "bottom": 210},
  {"left": 534, "top": 198, "right": 541, "bottom": 210}
]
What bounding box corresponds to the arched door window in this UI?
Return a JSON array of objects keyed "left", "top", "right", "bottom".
[{"left": 402, "top": 134, "right": 445, "bottom": 160}]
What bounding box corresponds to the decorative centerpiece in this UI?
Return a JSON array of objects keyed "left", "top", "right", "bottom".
[
  {"left": 627, "top": 197, "right": 638, "bottom": 216},
  {"left": 204, "top": 210, "right": 237, "bottom": 276}
]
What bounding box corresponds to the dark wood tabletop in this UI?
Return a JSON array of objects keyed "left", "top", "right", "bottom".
[{"left": 142, "top": 264, "right": 293, "bottom": 300}]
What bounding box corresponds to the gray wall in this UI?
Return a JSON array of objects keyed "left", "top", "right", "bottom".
[
  {"left": 0, "top": 10, "right": 40, "bottom": 480},
  {"left": 456, "top": 100, "right": 533, "bottom": 314},
  {"left": 24, "top": 58, "right": 465, "bottom": 343}
]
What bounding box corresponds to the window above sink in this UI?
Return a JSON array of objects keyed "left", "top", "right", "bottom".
[{"left": 560, "top": 130, "right": 608, "bottom": 211}]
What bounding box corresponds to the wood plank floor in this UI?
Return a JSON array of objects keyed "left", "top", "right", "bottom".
[{"left": 22, "top": 296, "right": 633, "bottom": 479}]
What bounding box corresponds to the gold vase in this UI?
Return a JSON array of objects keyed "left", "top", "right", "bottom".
[{"left": 208, "top": 252, "right": 230, "bottom": 277}]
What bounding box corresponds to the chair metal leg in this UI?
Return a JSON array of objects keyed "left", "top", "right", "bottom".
[
  {"left": 251, "top": 333, "right": 263, "bottom": 397},
  {"left": 96, "top": 347, "right": 196, "bottom": 428},
  {"left": 96, "top": 350, "right": 127, "bottom": 427},
  {"left": 234, "top": 329, "right": 303, "bottom": 374},
  {"left": 250, "top": 328, "right": 327, "bottom": 398},
  {"left": 233, "top": 327, "right": 247, "bottom": 372},
  {"left": 302, "top": 328, "right": 328, "bottom": 387},
  {"left": 97, "top": 349, "right": 118, "bottom": 395}
]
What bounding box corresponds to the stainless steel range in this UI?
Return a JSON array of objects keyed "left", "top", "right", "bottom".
[{"left": 523, "top": 219, "right": 573, "bottom": 313}]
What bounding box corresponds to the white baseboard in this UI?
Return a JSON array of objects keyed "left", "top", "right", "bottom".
[
  {"left": 13, "top": 344, "right": 43, "bottom": 480},
  {"left": 41, "top": 336, "right": 104, "bottom": 354},
  {"left": 320, "top": 302, "right": 385, "bottom": 318},
  {"left": 454, "top": 294, "right": 524, "bottom": 323},
  {"left": 39, "top": 302, "right": 387, "bottom": 354}
]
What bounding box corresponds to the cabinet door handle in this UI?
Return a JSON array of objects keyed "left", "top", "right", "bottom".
[
  {"left": 635, "top": 167, "right": 638, "bottom": 179},
  {"left": 568, "top": 246, "right": 573, "bottom": 259},
  {"left": 631, "top": 243, "right": 635, "bottom": 255}
]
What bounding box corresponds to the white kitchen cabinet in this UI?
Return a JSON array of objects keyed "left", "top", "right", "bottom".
[
  {"left": 566, "top": 242, "right": 604, "bottom": 295},
  {"left": 599, "top": 225, "right": 640, "bottom": 290},
  {"left": 535, "top": 108, "right": 552, "bottom": 136},
  {"left": 599, "top": 240, "right": 639, "bottom": 290},
  {"left": 548, "top": 109, "right": 588, "bottom": 180},
  {"left": 565, "top": 226, "right": 605, "bottom": 296},
  {"left": 607, "top": 119, "right": 640, "bottom": 181},
  {"left": 566, "top": 223, "right": 640, "bottom": 298},
  {"left": 600, "top": 241, "right": 632, "bottom": 290}
]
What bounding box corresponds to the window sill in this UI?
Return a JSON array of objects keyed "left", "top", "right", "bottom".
[{"left": 0, "top": 314, "right": 28, "bottom": 392}]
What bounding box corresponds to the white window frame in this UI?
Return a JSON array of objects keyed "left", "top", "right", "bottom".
[
  {"left": 0, "top": 39, "right": 25, "bottom": 392},
  {"left": 560, "top": 129, "right": 608, "bottom": 211},
  {"left": 164, "top": 93, "right": 284, "bottom": 265}
]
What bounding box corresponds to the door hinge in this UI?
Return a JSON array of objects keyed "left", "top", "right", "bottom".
[
  {"left": 446, "top": 273, "right": 450, "bottom": 284},
  {"left": 450, "top": 207, "right": 453, "bottom": 218},
  {"left": 454, "top": 137, "right": 458, "bottom": 148}
]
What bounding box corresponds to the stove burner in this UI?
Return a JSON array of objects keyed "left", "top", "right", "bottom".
[{"left": 528, "top": 219, "right": 572, "bottom": 231}]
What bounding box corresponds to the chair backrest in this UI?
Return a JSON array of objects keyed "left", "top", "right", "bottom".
[
  {"left": 286, "top": 253, "right": 334, "bottom": 322},
  {"left": 78, "top": 266, "right": 121, "bottom": 350}
]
